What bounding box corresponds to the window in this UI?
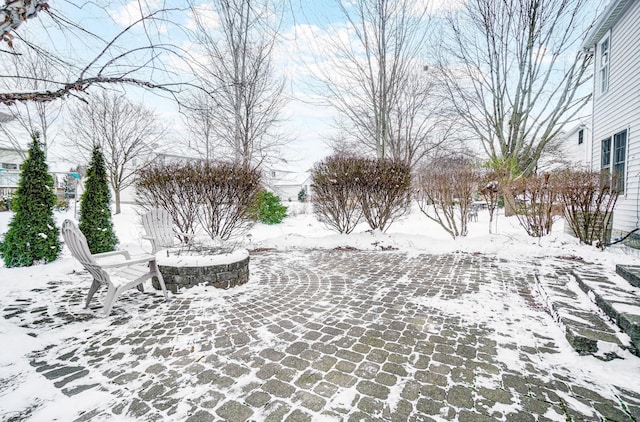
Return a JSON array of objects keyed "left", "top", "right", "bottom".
[
  {"left": 1, "top": 162, "right": 17, "bottom": 170},
  {"left": 613, "top": 130, "right": 627, "bottom": 193},
  {"left": 601, "top": 130, "right": 627, "bottom": 193},
  {"left": 578, "top": 129, "right": 584, "bottom": 145},
  {"left": 599, "top": 37, "right": 610, "bottom": 93},
  {"left": 601, "top": 137, "right": 611, "bottom": 173}
]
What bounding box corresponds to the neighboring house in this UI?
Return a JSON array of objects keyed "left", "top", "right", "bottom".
[
  {"left": 559, "top": 120, "right": 591, "bottom": 168},
  {"left": 539, "top": 120, "right": 591, "bottom": 171},
  {"left": 0, "top": 147, "right": 26, "bottom": 197},
  {"left": 583, "top": 0, "right": 640, "bottom": 244},
  {"left": 265, "top": 168, "right": 311, "bottom": 202}
]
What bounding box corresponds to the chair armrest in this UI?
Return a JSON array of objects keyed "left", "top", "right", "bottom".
[
  {"left": 101, "top": 254, "right": 157, "bottom": 269},
  {"left": 92, "top": 250, "right": 132, "bottom": 260}
]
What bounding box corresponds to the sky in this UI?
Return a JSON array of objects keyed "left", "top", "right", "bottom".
[{"left": 0, "top": 0, "right": 606, "bottom": 173}]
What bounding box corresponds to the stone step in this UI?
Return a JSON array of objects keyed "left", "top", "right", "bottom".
[
  {"left": 534, "top": 270, "right": 631, "bottom": 360},
  {"left": 571, "top": 268, "right": 640, "bottom": 356},
  {"left": 616, "top": 264, "right": 640, "bottom": 288}
]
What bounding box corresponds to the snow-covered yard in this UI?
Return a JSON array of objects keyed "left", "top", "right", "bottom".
[{"left": 1, "top": 203, "right": 639, "bottom": 421}]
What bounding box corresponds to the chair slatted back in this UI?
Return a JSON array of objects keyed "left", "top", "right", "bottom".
[
  {"left": 61, "top": 220, "right": 109, "bottom": 284},
  {"left": 142, "top": 208, "right": 175, "bottom": 252}
]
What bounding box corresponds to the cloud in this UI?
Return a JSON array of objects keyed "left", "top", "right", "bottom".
[
  {"left": 108, "top": 0, "right": 164, "bottom": 27},
  {"left": 185, "top": 3, "right": 220, "bottom": 31}
]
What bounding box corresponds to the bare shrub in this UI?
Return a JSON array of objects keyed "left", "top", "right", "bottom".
[
  {"left": 311, "top": 155, "right": 363, "bottom": 234},
  {"left": 136, "top": 162, "right": 200, "bottom": 243},
  {"left": 507, "top": 173, "right": 560, "bottom": 237},
  {"left": 357, "top": 158, "right": 412, "bottom": 232},
  {"left": 481, "top": 171, "right": 500, "bottom": 234},
  {"left": 556, "top": 169, "right": 619, "bottom": 245},
  {"left": 195, "top": 162, "right": 262, "bottom": 241},
  {"left": 415, "top": 158, "right": 480, "bottom": 239}
]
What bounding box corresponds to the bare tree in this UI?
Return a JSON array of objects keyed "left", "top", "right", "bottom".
[
  {"left": 185, "top": 0, "right": 287, "bottom": 169},
  {"left": 436, "top": 0, "right": 593, "bottom": 179},
  {"left": 0, "top": 1, "right": 187, "bottom": 105},
  {"left": 309, "top": 0, "right": 445, "bottom": 169},
  {"left": 0, "top": 47, "right": 63, "bottom": 156},
  {"left": 180, "top": 90, "right": 219, "bottom": 161},
  {"left": 66, "top": 91, "right": 165, "bottom": 214}
]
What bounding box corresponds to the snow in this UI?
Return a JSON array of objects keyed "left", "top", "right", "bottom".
[
  {"left": 1, "top": 201, "right": 640, "bottom": 419},
  {"left": 155, "top": 248, "right": 249, "bottom": 267}
]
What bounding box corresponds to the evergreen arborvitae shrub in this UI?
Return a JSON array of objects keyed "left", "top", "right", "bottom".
[
  {"left": 249, "top": 190, "right": 288, "bottom": 224},
  {"left": 79, "top": 145, "right": 118, "bottom": 253},
  {"left": 1, "top": 133, "right": 60, "bottom": 267},
  {"left": 297, "top": 188, "right": 307, "bottom": 202}
]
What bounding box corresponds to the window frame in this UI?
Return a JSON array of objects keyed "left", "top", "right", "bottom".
[
  {"left": 600, "top": 129, "right": 628, "bottom": 194},
  {"left": 598, "top": 34, "right": 610, "bottom": 94},
  {"left": 578, "top": 129, "right": 584, "bottom": 145},
  {"left": 1, "top": 162, "right": 18, "bottom": 170},
  {"left": 613, "top": 130, "right": 627, "bottom": 194}
]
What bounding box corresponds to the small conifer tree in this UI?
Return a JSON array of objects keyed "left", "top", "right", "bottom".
[
  {"left": 1, "top": 133, "right": 60, "bottom": 267},
  {"left": 79, "top": 145, "right": 118, "bottom": 253}
]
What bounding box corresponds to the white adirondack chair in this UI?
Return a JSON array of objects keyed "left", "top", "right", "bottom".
[
  {"left": 61, "top": 219, "right": 169, "bottom": 316},
  {"left": 141, "top": 208, "right": 190, "bottom": 253}
]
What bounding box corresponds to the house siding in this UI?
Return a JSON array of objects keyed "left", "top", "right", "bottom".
[{"left": 591, "top": 0, "right": 640, "bottom": 237}]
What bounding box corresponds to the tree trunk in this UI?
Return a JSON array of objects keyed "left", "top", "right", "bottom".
[
  {"left": 114, "top": 189, "right": 121, "bottom": 215},
  {"left": 502, "top": 188, "right": 517, "bottom": 217}
]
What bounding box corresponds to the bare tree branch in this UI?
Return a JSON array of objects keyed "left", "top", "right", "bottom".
[
  {"left": 182, "top": 0, "right": 288, "bottom": 169},
  {"left": 436, "top": 0, "right": 594, "bottom": 178},
  {"left": 65, "top": 90, "right": 166, "bottom": 214},
  {"left": 1, "top": 0, "right": 49, "bottom": 48}
]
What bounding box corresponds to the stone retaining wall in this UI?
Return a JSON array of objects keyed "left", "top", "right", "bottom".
[{"left": 152, "top": 256, "right": 250, "bottom": 293}]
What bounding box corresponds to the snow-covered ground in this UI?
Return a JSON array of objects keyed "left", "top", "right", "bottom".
[{"left": 1, "top": 202, "right": 639, "bottom": 420}]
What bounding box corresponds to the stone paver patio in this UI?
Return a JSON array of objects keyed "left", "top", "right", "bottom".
[{"left": 3, "top": 250, "right": 639, "bottom": 421}]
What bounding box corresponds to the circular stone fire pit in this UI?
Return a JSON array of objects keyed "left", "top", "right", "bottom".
[{"left": 152, "top": 246, "right": 250, "bottom": 293}]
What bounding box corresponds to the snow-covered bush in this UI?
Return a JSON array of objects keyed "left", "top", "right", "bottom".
[
  {"left": 415, "top": 158, "right": 480, "bottom": 239},
  {"left": 357, "top": 158, "right": 411, "bottom": 232},
  {"left": 311, "top": 155, "right": 363, "bottom": 234},
  {"left": 311, "top": 155, "right": 411, "bottom": 234},
  {"left": 556, "top": 169, "right": 619, "bottom": 245},
  {"left": 196, "top": 162, "right": 262, "bottom": 240},
  {"left": 507, "top": 173, "right": 561, "bottom": 237},
  {"left": 79, "top": 145, "right": 118, "bottom": 254},
  {"left": 1, "top": 133, "right": 60, "bottom": 267},
  {"left": 136, "top": 162, "right": 200, "bottom": 243},
  {"left": 249, "top": 190, "right": 287, "bottom": 225}
]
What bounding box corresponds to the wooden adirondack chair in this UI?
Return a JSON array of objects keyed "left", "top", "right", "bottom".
[
  {"left": 61, "top": 219, "right": 169, "bottom": 316},
  {"left": 141, "top": 208, "right": 190, "bottom": 253}
]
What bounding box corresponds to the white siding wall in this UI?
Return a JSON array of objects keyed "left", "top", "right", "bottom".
[
  {"left": 591, "top": 1, "right": 640, "bottom": 234},
  {"left": 0, "top": 148, "right": 25, "bottom": 168}
]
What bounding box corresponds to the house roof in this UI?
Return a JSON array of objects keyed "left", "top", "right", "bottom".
[
  {"left": 583, "top": 0, "right": 634, "bottom": 48},
  {"left": 0, "top": 112, "right": 14, "bottom": 123}
]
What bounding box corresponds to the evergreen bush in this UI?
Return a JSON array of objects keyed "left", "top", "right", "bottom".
[
  {"left": 297, "top": 188, "right": 307, "bottom": 202},
  {"left": 249, "top": 190, "right": 287, "bottom": 224},
  {"left": 79, "top": 145, "right": 118, "bottom": 253},
  {"left": 0, "top": 133, "right": 60, "bottom": 267}
]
